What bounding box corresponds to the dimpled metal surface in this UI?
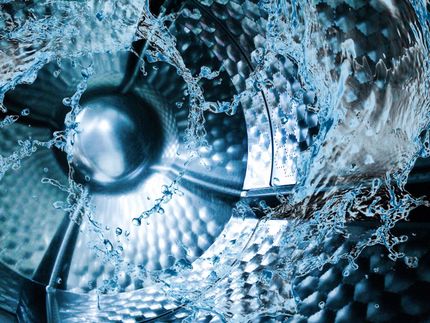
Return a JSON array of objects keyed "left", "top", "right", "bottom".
[
  {"left": 0, "top": 0, "right": 429, "bottom": 322},
  {"left": 65, "top": 7, "right": 249, "bottom": 290},
  {"left": 53, "top": 219, "right": 430, "bottom": 322},
  {"left": 0, "top": 124, "right": 67, "bottom": 277}
]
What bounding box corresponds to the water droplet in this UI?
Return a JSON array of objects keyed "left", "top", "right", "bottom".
[
  {"left": 374, "top": 304, "right": 379, "bottom": 309},
  {"left": 43, "top": 167, "right": 49, "bottom": 173},
  {"left": 399, "top": 235, "right": 408, "bottom": 242},
  {"left": 404, "top": 256, "right": 418, "bottom": 268},
  {"left": 62, "top": 98, "right": 71, "bottom": 106},
  {"left": 11, "top": 162, "right": 20, "bottom": 170},
  {"left": 103, "top": 239, "right": 113, "bottom": 252},
  {"left": 132, "top": 218, "right": 141, "bottom": 226},
  {"left": 115, "top": 227, "right": 122, "bottom": 236},
  {"left": 318, "top": 301, "right": 325, "bottom": 309},
  {"left": 53, "top": 201, "right": 64, "bottom": 209},
  {"left": 21, "top": 108, "right": 30, "bottom": 116}
]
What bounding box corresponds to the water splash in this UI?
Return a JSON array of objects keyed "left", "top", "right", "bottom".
[{"left": 1, "top": 0, "right": 430, "bottom": 321}]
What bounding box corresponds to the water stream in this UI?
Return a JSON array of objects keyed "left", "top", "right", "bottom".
[{"left": 1, "top": 0, "right": 430, "bottom": 321}]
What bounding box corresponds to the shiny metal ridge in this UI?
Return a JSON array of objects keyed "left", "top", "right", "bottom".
[{"left": 1, "top": 0, "right": 430, "bottom": 322}]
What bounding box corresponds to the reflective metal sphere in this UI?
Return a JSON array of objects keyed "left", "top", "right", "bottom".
[{"left": 73, "top": 94, "right": 161, "bottom": 190}]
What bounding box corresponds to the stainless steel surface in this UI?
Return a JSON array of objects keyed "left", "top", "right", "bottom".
[
  {"left": 0, "top": 0, "right": 429, "bottom": 322},
  {"left": 73, "top": 94, "right": 161, "bottom": 189}
]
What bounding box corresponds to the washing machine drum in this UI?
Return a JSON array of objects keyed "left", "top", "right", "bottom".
[{"left": 1, "top": 0, "right": 429, "bottom": 322}]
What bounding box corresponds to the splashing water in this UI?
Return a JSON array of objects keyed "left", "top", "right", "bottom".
[{"left": 1, "top": 0, "right": 430, "bottom": 321}]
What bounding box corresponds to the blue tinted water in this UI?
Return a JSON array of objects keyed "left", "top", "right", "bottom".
[{"left": 1, "top": 0, "right": 430, "bottom": 320}]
